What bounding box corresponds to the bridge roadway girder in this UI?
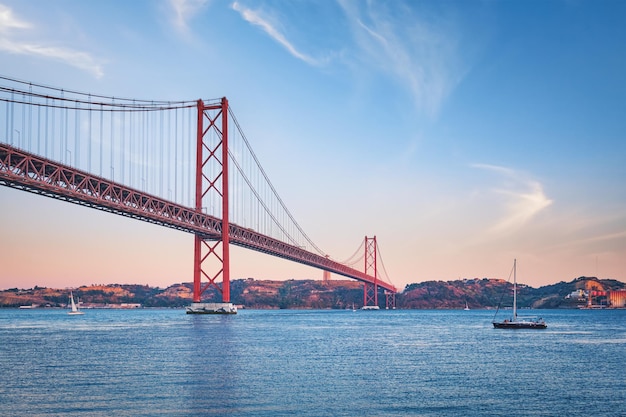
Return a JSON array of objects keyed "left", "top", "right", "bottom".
[
  {"left": 228, "top": 226, "right": 396, "bottom": 292},
  {"left": 0, "top": 143, "right": 397, "bottom": 293}
]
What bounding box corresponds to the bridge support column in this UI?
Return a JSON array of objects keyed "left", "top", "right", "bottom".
[
  {"left": 385, "top": 291, "right": 396, "bottom": 310},
  {"left": 189, "top": 97, "right": 235, "bottom": 313},
  {"left": 363, "top": 236, "right": 378, "bottom": 308}
]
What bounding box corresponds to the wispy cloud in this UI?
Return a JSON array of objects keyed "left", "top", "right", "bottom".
[
  {"left": 0, "top": 4, "right": 104, "bottom": 78},
  {"left": 547, "top": 210, "right": 626, "bottom": 252},
  {"left": 0, "top": 4, "right": 30, "bottom": 32},
  {"left": 339, "top": 1, "right": 467, "bottom": 118},
  {"left": 227, "top": 1, "right": 467, "bottom": 117},
  {"left": 231, "top": 1, "right": 321, "bottom": 66},
  {"left": 168, "top": 0, "right": 209, "bottom": 35},
  {"left": 566, "top": 230, "right": 626, "bottom": 246},
  {"left": 472, "top": 163, "right": 553, "bottom": 234}
]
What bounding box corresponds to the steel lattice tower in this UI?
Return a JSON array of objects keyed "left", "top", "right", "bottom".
[
  {"left": 193, "top": 98, "right": 230, "bottom": 303},
  {"left": 363, "top": 236, "right": 378, "bottom": 307}
]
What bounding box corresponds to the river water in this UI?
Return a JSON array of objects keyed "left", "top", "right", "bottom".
[{"left": 1, "top": 308, "right": 625, "bottom": 416}]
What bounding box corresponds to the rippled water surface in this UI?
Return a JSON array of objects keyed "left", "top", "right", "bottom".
[{"left": 1, "top": 308, "right": 625, "bottom": 416}]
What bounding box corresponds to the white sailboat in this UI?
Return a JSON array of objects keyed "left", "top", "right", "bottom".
[
  {"left": 493, "top": 259, "right": 546, "bottom": 329},
  {"left": 68, "top": 291, "right": 84, "bottom": 315}
]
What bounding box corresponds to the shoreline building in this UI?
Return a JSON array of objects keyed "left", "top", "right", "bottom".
[{"left": 608, "top": 290, "right": 626, "bottom": 308}]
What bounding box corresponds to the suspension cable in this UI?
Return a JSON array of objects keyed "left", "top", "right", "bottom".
[
  {"left": 0, "top": 75, "right": 197, "bottom": 108},
  {"left": 376, "top": 242, "right": 394, "bottom": 286},
  {"left": 228, "top": 106, "right": 326, "bottom": 256},
  {"left": 338, "top": 239, "right": 365, "bottom": 265}
]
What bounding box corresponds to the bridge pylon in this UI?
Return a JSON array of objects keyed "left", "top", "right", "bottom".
[
  {"left": 363, "top": 236, "right": 379, "bottom": 308},
  {"left": 188, "top": 97, "right": 236, "bottom": 314},
  {"left": 385, "top": 291, "right": 396, "bottom": 310}
]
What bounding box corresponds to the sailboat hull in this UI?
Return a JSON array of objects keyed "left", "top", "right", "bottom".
[{"left": 493, "top": 321, "right": 546, "bottom": 329}]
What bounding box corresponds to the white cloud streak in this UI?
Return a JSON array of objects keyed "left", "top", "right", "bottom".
[
  {"left": 339, "top": 1, "right": 466, "bottom": 118},
  {"left": 0, "top": 4, "right": 30, "bottom": 32},
  {"left": 0, "top": 4, "right": 104, "bottom": 78},
  {"left": 568, "top": 230, "right": 626, "bottom": 246},
  {"left": 227, "top": 1, "right": 466, "bottom": 117},
  {"left": 472, "top": 163, "right": 553, "bottom": 234},
  {"left": 169, "top": 0, "right": 209, "bottom": 35},
  {"left": 231, "top": 1, "right": 321, "bottom": 66}
]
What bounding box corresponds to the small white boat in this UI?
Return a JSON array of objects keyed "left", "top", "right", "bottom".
[
  {"left": 361, "top": 305, "right": 380, "bottom": 310},
  {"left": 68, "top": 291, "right": 84, "bottom": 315},
  {"left": 464, "top": 301, "right": 470, "bottom": 311}
]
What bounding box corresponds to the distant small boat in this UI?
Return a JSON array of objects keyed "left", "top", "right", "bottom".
[
  {"left": 464, "top": 301, "right": 470, "bottom": 311},
  {"left": 361, "top": 305, "right": 380, "bottom": 310},
  {"left": 493, "top": 259, "right": 546, "bottom": 329},
  {"left": 68, "top": 291, "right": 84, "bottom": 315}
]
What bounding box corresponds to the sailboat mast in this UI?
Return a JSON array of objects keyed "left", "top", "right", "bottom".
[{"left": 513, "top": 259, "right": 517, "bottom": 321}]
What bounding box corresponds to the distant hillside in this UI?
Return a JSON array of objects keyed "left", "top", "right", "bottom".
[
  {"left": 1, "top": 276, "right": 624, "bottom": 309},
  {"left": 400, "top": 276, "right": 625, "bottom": 309},
  {"left": 529, "top": 276, "right": 625, "bottom": 308},
  {"left": 0, "top": 279, "right": 364, "bottom": 309}
]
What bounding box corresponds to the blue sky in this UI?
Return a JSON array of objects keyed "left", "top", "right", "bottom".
[{"left": 0, "top": 0, "right": 625, "bottom": 290}]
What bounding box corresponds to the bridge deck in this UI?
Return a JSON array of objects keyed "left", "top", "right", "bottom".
[{"left": 0, "top": 143, "right": 397, "bottom": 293}]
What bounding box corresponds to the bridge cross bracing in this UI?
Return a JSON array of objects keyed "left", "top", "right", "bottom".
[{"left": 0, "top": 76, "right": 397, "bottom": 307}]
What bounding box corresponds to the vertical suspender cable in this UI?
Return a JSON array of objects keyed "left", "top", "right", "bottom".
[
  {"left": 174, "top": 107, "right": 178, "bottom": 204},
  {"left": 20, "top": 89, "right": 25, "bottom": 149},
  {"left": 141, "top": 108, "right": 145, "bottom": 191},
  {"left": 129, "top": 103, "right": 133, "bottom": 187},
  {"left": 3, "top": 91, "right": 8, "bottom": 145},
  {"left": 44, "top": 97, "right": 48, "bottom": 157},
  {"left": 75, "top": 102, "right": 80, "bottom": 168},
  {"left": 36, "top": 97, "right": 41, "bottom": 154},
  {"left": 152, "top": 107, "right": 155, "bottom": 192},
  {"left": 28, "top": 83, "right": 32, "bottom": 151},
  {"left": 99, "top": 103, "right": 103, "bottom": 177},
  {"left": 110, "top": 98, "right": 114, "bottom": 181},
  {"left": 59, "top": 92, "right": 64, "bottom": 161},
  {"left": 144, "top": 109, "right": 148, "bottom": 191},
  {"left": 121, "top": 109, "right": 125, "bottom": 185},
  {"left": 142, "top": 108, "right": 147, "bottom": 191},
  {"left": 88, "top": 95, "right": 92, "bottom": 173},
  {"left": 185, "top": 105, "right": 190, "bottom": 206},
  {"left": 10, "top": 91, "right": 14, "bottom": 146},
  {"left": 160, "top": 105, "right": 164, "bottom": 198},
  {"left": 65, "top": 94, "right": 69, "bottom": 164},
  {"left": 167, "top": 106, "right": 171, "bottom": 201},
  {"left": 51, "top": 99, "right": 57, "bottom": 160},
  {"left": 149, "top": 106, "right": 154, "bottom": 193}
]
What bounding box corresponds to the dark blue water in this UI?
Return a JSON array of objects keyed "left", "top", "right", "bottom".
[{"left": 1, "top": 308, "right": 625, "bottom": 416}]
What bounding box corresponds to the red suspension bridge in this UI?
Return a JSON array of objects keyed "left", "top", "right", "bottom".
[{"left": 0, "top": 76, "right": 397, "bottom": 312}]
